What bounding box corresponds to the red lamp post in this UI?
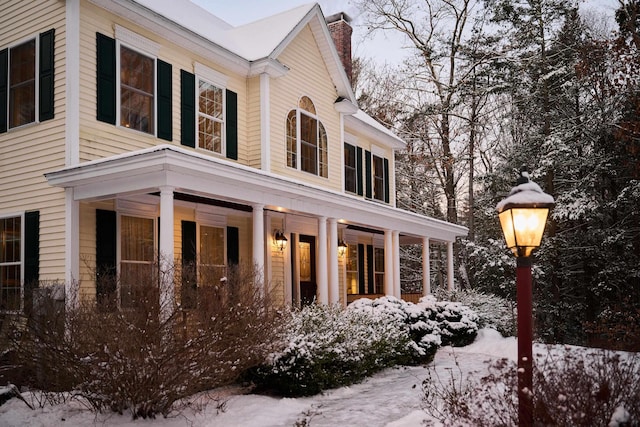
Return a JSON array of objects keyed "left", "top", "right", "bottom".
[{"left": 496, "top": 169, "right": 554, "bottom": 427}]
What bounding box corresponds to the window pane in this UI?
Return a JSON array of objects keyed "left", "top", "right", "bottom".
[
  {"left": 1, "top": 265, "right": 21, "bottom": 311},
  {"left": 198, "top": 116, "right": 222, "bottom": 153},
  {"left": 121, "top": 216, "right": 154, "bottom": 262},
  {"left": 346, "top": 244, "right": 358, "bottom": 295},
  {"left": 200, "top": 226, "right": 224, "bottom": 266},
  {"left": 0, "top": 217, "right": 21, "bottom": 263},
  {"left": 286, "top": 111, "right": 297, "bottom": 168},
  {"left": 300, "top": 114, "right": 317, "bottom": 174},
  {"left": 344, "top": 144, "right": 357, "bottom": 193},
  {"left": 374, "top": 248, "right": 385, "bottom": 294},
  {"left": 9, "top": 40, "right": 36, "bottom": 128},
  {"left": 373, "top": 155, "right": 385, "bottom": 201},
  {"left": 120, "top": 46, "right": 154, "bottom": 134},
  {"left": 0, "top": 216, "right": 22, "bottom": 311},
  {"left": 299, "top": 242, "right": 311, "bottom": 282},
  {"left": 298, "top": 96, "right": 316, "bottom": 114},
  {"left": 198, "top": 80, "right": 223, "bottom": 118}
]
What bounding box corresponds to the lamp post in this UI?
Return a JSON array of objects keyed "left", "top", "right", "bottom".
[{"left": 496, "top": 169, "right": 554, "bottom": 427}]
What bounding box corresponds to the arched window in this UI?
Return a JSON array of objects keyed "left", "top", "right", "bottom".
[{"left": 286, "top": 97, "right": 328, "bottom": 178}]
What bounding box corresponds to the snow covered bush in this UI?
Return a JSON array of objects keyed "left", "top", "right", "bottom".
[
  {"left": 418, "top": 296, "right": 480, "bottom": 347},
  {"left": 435, "top": 288, "right": 516, "bottom": 337},
  {"left": 11, "top": 263, "right": 284, "bottom": 419},
  {"left": 249, "top": 303, "right": 410, "bottom": 396},
  {"left": 349, "top": 296, "right": 442, "bottom": 364}
]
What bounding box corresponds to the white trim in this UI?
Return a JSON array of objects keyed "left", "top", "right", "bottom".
[
  {"left": 344, "top": 132, "right": 358, "bottom": 145},
  {"left": 66, "top": 0, "right": 80, "bottom": 166},
  {"left": 114, "top": 24, "right": 160, "bottom": 56},
  {"left": 0, "top": 212, "right": 25, "bottom": 313},
  {"left": 370, "top": 144, "right": 386, "bottom": 158},
  {"left": 260, "top": 73, "right": 270, "bottom": 171},
  {"left": 195, "top": 76, "right": 226, "bottom": 157},
  {"left": 195, "top": 210, "right": 226, "bottom": 227},
  {"left": 194, "top": 62, "right": 228, "bottom": 88},
  {"left": 5, "top": 35, "right": 39, "bottom": 131},
  {"left": 116, "top": 198, "right": 158, "bottom": 216}
]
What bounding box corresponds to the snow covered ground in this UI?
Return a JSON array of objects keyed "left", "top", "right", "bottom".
[{"left": 0, "top": 329, "right": 589, "bottom": 426}]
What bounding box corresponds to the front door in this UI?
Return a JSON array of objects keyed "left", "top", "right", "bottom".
[{"left": 298, "top": 235, "right": 316, "bottom": 306}]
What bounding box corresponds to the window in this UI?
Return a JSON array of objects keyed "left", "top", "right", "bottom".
[
  {"left": 120, "top": 45, "right": 154, "bottom": 134},
  {"left": 346, "top": 244, "right": 358, "bottom": 295},
  {"left": 374, "top": 247, "right": 385, "bottom": 294},
  {"left": 1, "top": 29, "right": 54, "bottom": 133},
  {"left": 96, "top": 30, "right": 172, "bottom": 141},
  {"left": 198, "top": 79, "right": 224, "bottom": 154},
  {"left": 0, "top": 216, "right": 21, "bottom": 311},
  {"left": 120, "top": 215, "right": 155, "bottom": 308},
  {"left": 373, "top": 154, "right": 385, "bottom": 201},
  {"left": 344, "top": 143, "right": 357, "bottom": 193},
  {"left": 286, "top": 96, "right": 328, "bottom": 177},
  {"left": 199, "top": 225, "right": 226, "bottom": 282}
]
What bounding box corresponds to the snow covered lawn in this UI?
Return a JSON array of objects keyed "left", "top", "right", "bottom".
[{"left": 0, "top": 329, "right": 629, "bottom": 426}]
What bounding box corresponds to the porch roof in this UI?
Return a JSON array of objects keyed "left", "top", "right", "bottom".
[{"left": 45, "top": 145, "right": 467, "bottom": 243}]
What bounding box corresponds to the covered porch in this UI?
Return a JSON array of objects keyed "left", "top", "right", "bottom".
[{"left": 45, "top": 144, "right": 467, "bottom": 310}]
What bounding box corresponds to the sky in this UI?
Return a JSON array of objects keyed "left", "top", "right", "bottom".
[{"left": 191, "top": 0, "right": 621, "bottom": 65}]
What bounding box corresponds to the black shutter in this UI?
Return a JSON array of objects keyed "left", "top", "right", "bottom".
[
  {"left": 227, "top": 226, "right": 239, "bottom": 265},
  {"left": 365, "top": 150, "right": 372, "bottom": 199},
  {"left": 367, "top": 244, "right": 374, "bottom": 294},
  {"left": 24, "top": 211, "right": 40, "bottom": 290},
  {"left": 157, "top": 59, "right": 172, "bottom": 141},
  {"left": 96, "top": 209, "right": 117, "bottom": 309},
  {"left": 96, "top": 33, "right": 116, "bottom": 124},
  {"left": 181, "top": 221, "right": 197, "bottom": 266},
  {"left": 384, "top": 158, "right": 390, "bottom": 203},
  {"left": 226, "top": 89, "right": 238, "bottom": 160},
  {"left": 39, "top": 29, "right": 55, "bottom": 122},
  {"left": 180, "top": 69, "right": 195, "bottom": 147},
  {"left": 0, "top": 48, "right": 7, "bottom": 133},
  {"left": 356, "top": 146, "right": 363, "bottom": 196},
  {"left": 358, "top": 244, "right": 365, "bottom": 294}
]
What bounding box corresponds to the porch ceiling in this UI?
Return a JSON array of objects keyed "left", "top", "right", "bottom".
[{"left": 45, "top": 145, "right": 468, "bottom": 242}]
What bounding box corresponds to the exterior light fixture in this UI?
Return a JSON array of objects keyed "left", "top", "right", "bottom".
[
  {"left": 338, "top": 238, "right": 347, "bottom": 257},
  {"left": 496, "top": 168, "right": 554, "bottom": 427},
  {"left": 274, "top": 230, "right": 288, "bottom": 252}
]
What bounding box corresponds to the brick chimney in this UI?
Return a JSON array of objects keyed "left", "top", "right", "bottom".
[{"left": 326, "top": 12, "right": 353, "bottom": 85}]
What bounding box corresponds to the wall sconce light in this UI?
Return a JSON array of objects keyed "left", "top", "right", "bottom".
[
  {"left": 274, "top": 230, "right": 288, "bottom": 251},
  {"left": 338, "top": 238, "right": 348, "bottom": 257}
]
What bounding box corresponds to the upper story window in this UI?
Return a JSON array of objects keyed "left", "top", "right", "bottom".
[
  {"left": 198, "top": 79, "right": 225, "bottom": 154},
  {"left": 372, "top": 154, "right": 385, "bottom": 202},
  {"left": 364, "top": 149, "right": 390, "bottom": 204},
  {"left": 96, "top": 27, "right": 172, "bottom": 141},
  {"left": 0, "top": 29, "right": 55, "bottom": 133},
  {"left": 286, "top": 96, "right": 328, "bottom": 178},
  {"left": 120, "top": 45, "right": 154, "bottom": 134}
]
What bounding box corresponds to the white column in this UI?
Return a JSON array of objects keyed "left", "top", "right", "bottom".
[
  {"left": 393, "top": 230, "right": 401, "bottom": 298},
  {"left": 252, "top": 204, "right": 265, "bottom": 285},
  {"left": 328, "top": 218, "right": 339, "bottom": 304},
  {"left": 422, "top": 237, "right": 431, "bottom": 296},
  {"left": 159, "top": 186, "right": 175, "bottom": 320},
  {"left": 317, "top": 216, "right": 328, "bottom": 304},
  {"left": 384, "top": 229, "right": 393, "bottom": 296},
  {"left": 447, "top": 240, "right": 455, "bottom": 291},
  {"left": 65, "top": 188, "right": 79, "bottom": 311}
]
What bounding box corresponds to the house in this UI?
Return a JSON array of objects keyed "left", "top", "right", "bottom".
[{"left": 0, "top": 0, "right": 467, "bottom": 315}]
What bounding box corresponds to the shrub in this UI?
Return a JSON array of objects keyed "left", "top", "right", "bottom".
[
  {"left": 422, "top": 346, "right": 640, "bottom": 426},
  {"left": 249, "top": 303, "right": 410, "bottom": 396},
  {"left": 11, "top": 263, "right": 284, "bottom": 419},
  {"left": 418, "top": 296, "right": 480, "bottom": 347},
  {"left": 435, "top": 288, "right": 516, "bottom": 337}
]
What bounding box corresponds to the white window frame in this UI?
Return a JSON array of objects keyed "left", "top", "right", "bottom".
[
  {"left": 286, "top": 96, "right": 328, "bottom": 178},
  {"left": 6, "top": 36, "right": 39, "bottom": 131},
  {"left": 115, "top": 25, "right": 159, "bottom": 136},
  {"left": 0, "top": 212, "right": 24, "bottom": 313},
  {"left": 196, "top": 76, "right": 226, "bottom": 156}
]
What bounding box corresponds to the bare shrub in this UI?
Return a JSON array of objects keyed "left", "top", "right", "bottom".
[
  {"left": 11, "top": 262, "right": 285, "bottom": 419},
  {"left": 422, "top": 347, "right": 640, "bottom": 426}
]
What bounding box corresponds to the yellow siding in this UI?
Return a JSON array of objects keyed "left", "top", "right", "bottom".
[
  {"left": 0, "top": 0, "right": 67, "bottom": 283},
  {"left": 246, "top": 76, "right": 262, "bottom": 168},
  {"left": 78, "top": 0, "right": 248, "bottom": 165},
  {"left": 269, "top": 25, "right": 342, "bottom": 191}
]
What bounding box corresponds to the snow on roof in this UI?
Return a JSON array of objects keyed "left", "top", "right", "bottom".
[
  {"left": 134, "top": 0, "right": 315, "bottom": 61},
  {"left": 350, "top": 110, "right": 406, "bottom": 149}
]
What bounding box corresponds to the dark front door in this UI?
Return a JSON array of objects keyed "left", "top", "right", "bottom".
[{"left": 298, "top": 235, "right": 316, "bottom": 306}]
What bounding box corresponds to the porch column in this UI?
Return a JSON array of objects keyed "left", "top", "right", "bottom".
[
  {"left": 384, "top": 229, "right": 393, "bottom": 296},
  {"left": 328, "top": 218, "right": 339, "bottom": 304},
  {"left": 252, "top": 204, "right": 265, "bottom": 286},
  {"left": 393, "top": 230, "right": 401, "bottom": 298},
  {"left": 65, "top": 188, "right": 79, "bottom": 311},
  {"left": 447, "top": 240, "right": 454, "bottom": 291},
  {"left": 422, "top": 237, "right": 431, "bottom": 296},
  {"left": 159, "top": 186, "right": 175, "bottom": 320},
  {"left": 317, "top": 216, "right": 328, "bottom": 304}
]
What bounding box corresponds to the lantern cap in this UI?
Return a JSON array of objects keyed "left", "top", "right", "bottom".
[{"left": 496, "top": 169, "right": 555, "bottom": 213}]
